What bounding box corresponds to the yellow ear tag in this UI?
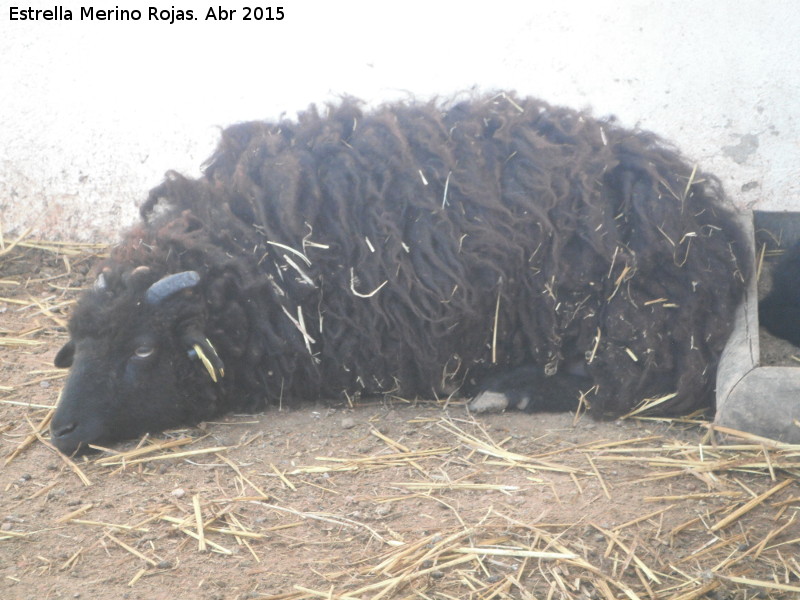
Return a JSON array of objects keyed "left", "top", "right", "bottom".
[{"left": 193, "top": 343, "right": 220, "bottom": 382}]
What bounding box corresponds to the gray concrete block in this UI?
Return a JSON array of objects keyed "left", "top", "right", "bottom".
[{"left": 715, "top": 211, "right": 800, "bottom": 443}]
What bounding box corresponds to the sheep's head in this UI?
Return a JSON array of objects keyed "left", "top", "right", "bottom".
[{"left": 51, "top": 267, "right": 225, "bottom": 455}]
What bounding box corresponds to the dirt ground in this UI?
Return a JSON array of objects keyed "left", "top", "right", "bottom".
[{"left": 2, "top": 243, "right": 800, "bottom": 600}]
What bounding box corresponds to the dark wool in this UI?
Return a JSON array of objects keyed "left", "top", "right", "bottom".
[
  {"left": 759, "top": 240, "right": 800, "bottom": 346},
  {"left": 55, "top": 92, "right": 751, "bottom": 452}
]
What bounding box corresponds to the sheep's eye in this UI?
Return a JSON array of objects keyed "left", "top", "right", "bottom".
[{"left": 134, "top": 345, "right": 155, "bottom": 359}]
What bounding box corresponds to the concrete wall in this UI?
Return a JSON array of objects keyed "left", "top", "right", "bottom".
[{"left": 2, "top": 0, "right": 799, "bottom": 241}]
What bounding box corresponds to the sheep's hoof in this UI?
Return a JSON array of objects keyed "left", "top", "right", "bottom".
[
  {"left": 468, "top": 364, "right": 586, "bottom": 414},
  {"left": 468, "top": 390, "right": 514, "bottom": 413}
]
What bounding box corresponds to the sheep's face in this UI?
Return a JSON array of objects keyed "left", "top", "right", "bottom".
[{"left": 51, "top": 269, "right": 224, "bottom": 456}]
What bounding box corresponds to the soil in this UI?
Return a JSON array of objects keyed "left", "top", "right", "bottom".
[{"left": 2, "top": 244, "right": 799, "bottom": 600}]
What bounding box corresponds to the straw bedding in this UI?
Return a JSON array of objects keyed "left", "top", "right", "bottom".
[{"left": 1, "top": 242, "right": 798, "bottom": 600}]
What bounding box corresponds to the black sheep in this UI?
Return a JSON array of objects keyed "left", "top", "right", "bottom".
[
  {"left": 760, "top": 240, "right": 800, "bottom": 345},
  {"left": 50, "top": 92, "right": 751, "bottom": 455}
]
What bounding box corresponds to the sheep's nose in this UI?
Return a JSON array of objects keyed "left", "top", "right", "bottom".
[
  {"left": 51, "top": 420, "right": 77, "bottom": 439},
  {"left": 49, "top": 418, "right": 86, "bottom": 455}
]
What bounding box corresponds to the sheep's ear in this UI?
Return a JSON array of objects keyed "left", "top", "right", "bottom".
[
  {"left": 183, "top": 332, "right": 225, "bottom": 383},
  {"left": 54, "top": 341, "right": 75, "bottom": 368}
]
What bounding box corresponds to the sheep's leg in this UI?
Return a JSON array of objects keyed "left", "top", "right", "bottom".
[{"left": 468, "top": 364, "right": 587, "bottom": 413}]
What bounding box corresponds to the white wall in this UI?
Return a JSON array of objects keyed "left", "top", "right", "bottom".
[{"left": 2, "top": 0, "right": 799, "bottom": 241}]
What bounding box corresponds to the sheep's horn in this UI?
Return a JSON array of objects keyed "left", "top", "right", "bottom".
[{"left": 145, "top": 271, "right": 200, "bottom": 305}]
